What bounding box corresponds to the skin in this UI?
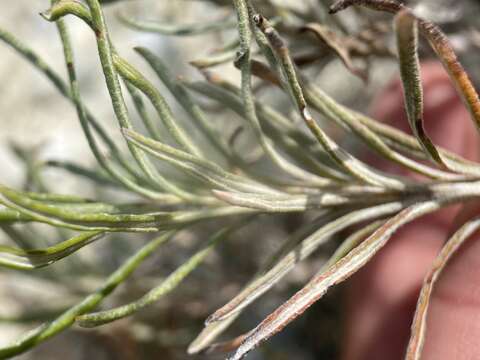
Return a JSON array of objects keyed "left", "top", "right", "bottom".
[{"left": 342, "top": 62, "right": 480, "bottom": 360}]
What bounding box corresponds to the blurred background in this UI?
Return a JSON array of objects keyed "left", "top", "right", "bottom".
[{"left": 0, "top": 1, "right": 479, "bottom": 359}]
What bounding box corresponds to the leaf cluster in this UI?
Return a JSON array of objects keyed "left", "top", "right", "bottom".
[{"left": 0, "top": 0, "right": 480, "bottom": 359}]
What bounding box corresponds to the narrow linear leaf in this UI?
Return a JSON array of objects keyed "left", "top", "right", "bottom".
[
  {"left": 124, "top": 80, "right": 163, "bottom": 141},
  {"left": 0, "top": 231, "right": 104, "bottom": 270},
  {"left": 45, "top": 160, "right": 120, "bottom": 188},
  {"left": 213, "top": 189, "right": 398, "bottom": 212},
  {"left": 188, "top": 315, "right": 240, "bottom": 355},
  {"left": 123, "top": 128, "right": 280, "bottom": 195},
  {"left": 405, "top": 217, "right": 480, "bottom": 360},
  {"left": 0, "top": 196, "right": 156, "bottom": 233},
  {"left": 0, "top": 209, "right": 33, "bottom": 223},
  {"left": 252, "top": 14, "right": 406, "bottom": 189},
  {"left": 229, "top": 201, "right": 441, "bottom": 360},
  {"left": 233, "top": 1, "right": 333, "bottom": 187},
  {"left": 190, "top": 49, "right": 238, "bottom": 69},
  {"left": 194, "top": 221, "right": 384, "bottom": 355},
  {"left": 134, "top": 47, "right": 232, "bottom": 161},
  {"left": 245, "top": 26, "right": 458, "bottom": 181},
  {"left": 0, "top": 26, "right": 141, "bottom": 184},
  {"left": 117, "top": 12, "right": 236, "bottom": 36},
  {"left": 207, "top": 201, "right": 406, "bottom": 324},
  {"left": 202, "top": 334, "right": 248, "bottom": 355},
  {"left": 330, "top": 0, "right": 480, "bottom": 136},
  {"left": 0, "top": 231, "right": 176, "bottom": 358},
  {"left": 76, "top": 221, "right": 249, "bottom": 327},
  {"left": 188, "top": 211, "right": 336, "bottom": 353},
  {"left": 353, "top": 108, "right": 480, "bottom": 175},
  {"left": 321, "top": 219, "right": 386, "bottom": 271},
  {"left": 48, "top": 4, "right": 176, "bottom": 200},
  {"left": 185, "top": 78, "right": 350, "bottom": 181},
  {"left": 46, "top": 0, "right": 212, "bottom": 202},
  {"left": 418, "top": 17, "right": 480, "bottom": 134},
  {"left": 323, "top": 1, "right": 480, "bottom": 176},
  {"left": 301, "top": 23, "right": 367, "bottom": 81},
  {"left": 328, "top": 0, "right": 402, "bottom": 15},
  {"left": 303, "top": 82, "right": 471, "bottom": 180},
  {"left": 0, "top": 184, "right": 171, "bottom": 229},
  {"left": 395, "top": 10, "right": 445, "bottom": 166},
  {"left": 243, "top": 56, "right": 468, "bottom": 180}
]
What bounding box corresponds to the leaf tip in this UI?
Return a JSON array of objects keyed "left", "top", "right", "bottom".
[
  {"left": 204, "top": 312, "right": 219, "bottom": 325},
  {"left": 211, "top": 189, "right": 231, "bottom": 202},
  {"left": 39, "top": 10, "right": 53, "bottom": 22}
]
